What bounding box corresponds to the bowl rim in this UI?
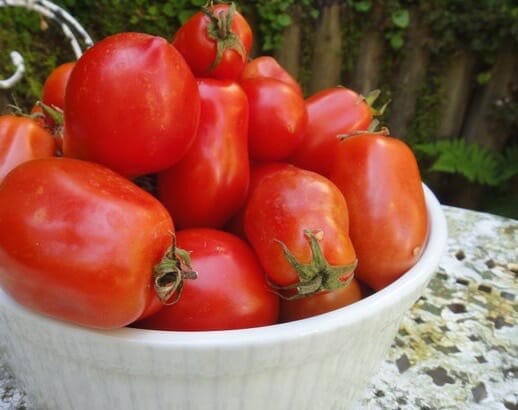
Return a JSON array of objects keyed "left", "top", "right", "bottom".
[{"left": 0, "top": 184, "right": 447, "bottom": 348}]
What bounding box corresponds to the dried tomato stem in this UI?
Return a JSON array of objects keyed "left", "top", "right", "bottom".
[{"left": 153, "top": 235, "right": 197, "bottom": 305}]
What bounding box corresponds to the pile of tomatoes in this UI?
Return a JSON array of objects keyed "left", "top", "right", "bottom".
[{"left": 0, "top": 2, "right": 428, "bottom": 331}]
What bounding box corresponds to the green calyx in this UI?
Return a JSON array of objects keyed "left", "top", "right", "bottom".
[
  {"left": 274, "top": 229, "right": 357, "bottom": 300},
  {"left": 203, "top": 2, "right": 246, "bottom": 71},
  {"left": 153, "top": 235, "right": 197, "bottom": 305}
]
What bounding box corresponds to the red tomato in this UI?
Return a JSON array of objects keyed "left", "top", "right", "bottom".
[
  {"left": 240, "top": 56, "right": 303, "bottom": 97},
  {"left": 157, "top": 78, "right": 249, "bottom": 229},
  {"left": 172, "top": 3, "right": 252, "bottom": 81},
  {"left": 279, "top": 278, "right": 363, "bottom": 322},
  {"left": 225, "top": 161, "right": 292, "bottom": 238},
  {"left": 328, "top": 131, "right": 428, "bottom": 290},
  {"left": 42, "top": 61, "right": 75, "bottom": 112},
  {"left": 0, "top": 115, "right": 56, "bottom": 182},
  {"left": 289, "top": 87, "right": 373, "bottom": 176},
  {"left": 134, "top": 228, "right": 279, "bottom": 331},
  {"left": 0, "top": 157, "right": 181, "bottom": 329},
  {"left": 241, "top": 77, "right": 307, "bottom": 161},
  {"left": 63, "top": 32, "right": 200, "bottom": 177},
  {"left": 244, "top": 164, "right": 356, "bottom": 298}
]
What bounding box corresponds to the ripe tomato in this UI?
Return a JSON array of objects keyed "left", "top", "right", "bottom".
[
  {"left": 328, "top": 131, "right": 428, "bottom": 290},
  {"left": 240, "top": 56, "right": 303, "bottom": 97},
  {"left": 172, "top": 3, "right": 252, "bottom": 81},
  {"left": 279, "top": 278, "right": 363, "bottom": 322},
  {"left": 241, "top": 77, "right": 307, "bottom": 161},
  {"left": 63, "top": 32, "right": 200, "bottom": 177},
  {"left": 0, "top": 115, "right": 56, "bottom": 182},
  {"left": 289, "top": 87, "right": 373, "bottom": 176},
  {"left": 134, "top": 228, "right": 279, "bottom": 331},
  {"left": 243, "top": 164, "right": 356, "bottom": 297},
  {"left": 42, "top": 61, "right": 75, "bottom": 113},
  {"left": 0, "top": 157, "right": 183, "bottom": 329},
  {"left": 157, "top": 78, "right": 249, "bottom": 229},
  {"left": 225, "top": 161, "right": 292, "bottom": 238}
]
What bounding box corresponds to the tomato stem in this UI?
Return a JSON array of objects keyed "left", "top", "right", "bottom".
[
  {"left": 273, "top": 230, "right": 357, "bottom": 299},
  {"left": 153, "top": 234, "right": 197, "bottom": 305},
  {"left": 203, "top": 2, "right": 246, "bottom": 71}
]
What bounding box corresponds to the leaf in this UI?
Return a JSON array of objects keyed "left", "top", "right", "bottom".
[
  {"left": 392, "top": 9, "right": 410, "bottom": 28},
  {"left": 355, "top": 1, "right": 372, "bottom": 12},
  {"left": 276, "top": 14, "right": 292, "bottom": 27},
  {"left": 389, "top": 32, "right": 404, "bottom": 50}
]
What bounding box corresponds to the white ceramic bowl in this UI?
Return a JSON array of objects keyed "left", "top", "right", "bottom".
[{"left": 0, "top": 185, "right": 447, "bottom": 410}]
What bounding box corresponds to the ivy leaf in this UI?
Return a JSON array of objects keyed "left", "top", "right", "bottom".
[
  {"left": 392, "top": 9, "right": 410, "bottom": 28},
  {"left": 389, "top": 32, "right": 404, "bottom": 50},
  {"left": 355, "top": 1, "right": 372, "bottom": 12},
  {"left": 276, "top": 14, "right": 292, "bottom": 27}
]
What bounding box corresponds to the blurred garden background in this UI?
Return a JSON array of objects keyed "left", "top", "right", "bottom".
[{"left": 1, "top": 0, "right": 517, "bottom": 218}]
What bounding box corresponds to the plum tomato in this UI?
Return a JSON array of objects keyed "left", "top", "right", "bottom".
[
  {"left": 63, "top": 32, "right": 200, "bottom": 177},
  {"left": 134, "top": 228, "right": 279, "bottom": 331}
]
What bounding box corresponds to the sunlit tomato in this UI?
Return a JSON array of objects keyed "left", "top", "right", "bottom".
[
  {"left": 157, "top": 78, "right": 249, "bottom": 229},
  {"left": 42, "top": 61, "right": 75, "bottom": 112},
  {"left": 0, "top": 115, "right": 56, "bottom": 182},
  {"left": 64, "top": 32, "right": 200, "bottom": 177},
  {"left": 30, "top": 62, "right": 75, "bottom": 134},
  {"left": 244, "top": 164, "right": 356, "bottom": 299},
  {"left": 240, "top": 56, "right": 303, "bottom": 97},
  {"left": 134, "top": 228, "right": 279, "bottom": 331},
  {"left": 172, "top": 3, "right": 252, "bottom": 81},
  {"left": 279, "top": 278, "right": 363, "bottom": 322},
  {"left": 328, "top": 131, "right": 428, "bottom": 290},
  {"left": 0, "top": 157, "right": 178, "bottom": 329},
  {"left": 225, "top": 161, "right": 291, "bottom": 238},
  {"left": 289, "top": 87, "right": 373, "bottom": 176},
  {"left": 240, "top": 77, "right": 307, "bottom": 161}
]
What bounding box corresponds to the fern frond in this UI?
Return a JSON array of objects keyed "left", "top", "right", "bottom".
[{"left": 414, "top": 139, "right": 509, "bottom": 187}]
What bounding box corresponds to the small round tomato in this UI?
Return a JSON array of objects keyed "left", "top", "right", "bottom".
[
  {"left": 240, "top": 56, "right": 303, "bottom": 97},
  {"left": 134, "top": 228, "right": 279, "bottom": 331},
  {"left": 157, "top": 78, "right": 249, "bottom": 229},
  {"left": 172, "top": 3, "right": 252, "bottom": 81},
  {"left": 42, "top": 61, "right": 75, "bottom": 112},
  {"left": 279, "top": 278, "right": 363, "bottom": 322},
  {"left": 240, "top": 77, "right": 307, "bottom": 161},
  {"left": 0, "top": 115, "right": 56, "bottom": 182},
  {"left": 64, "top": 32, "right": 200, "bottom": 177},
  {"left": 244, "top": 164, "right": 356, "bottom": 298},
  {"left": 328, "top": 131, "right": 428, "bottom": 290},
  {"left": 289, "top": 87, "right": 373, "bottom": 176},
  {"left": 0, "top": 157, "right": 182, "bottom": 329}
]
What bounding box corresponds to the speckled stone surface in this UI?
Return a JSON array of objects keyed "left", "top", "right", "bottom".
[{"left": 1, "top": 206, "right": 516, "bottom": 410}]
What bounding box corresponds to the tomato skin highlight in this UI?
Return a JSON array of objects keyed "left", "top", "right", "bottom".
[
  {"left": 0, "top": 115, "right": 56, "bottom": 182},
  {"left": 240, "top": 56, "right": 303, "bottom": 97},
  {"left": 172, "top": 3, "right": 253, "bottom": 81},
  {"left": 0, "top": 157, "right": 174, "bottom": 329},
  {"left": 134, "top": 228, "right": 279, "bottom": 331},
  {"left": 157, "top": 78, "right": 250, "bottom": 230},
  {"left": 241, "top": 77, "right": 308, "bottom": 161},
  {"left": 328, "top": 132, "right": 428, "bottom": 290},
  {"left": 289, "top": 87, "right": 372, "bottom": 176},
  {"left": 279, "top": 278, "right": 363, "bottom": 322},
  {"left": 63, "top": 32, "right": 200, "bottom": 178},
  {"left": 244, "top": 165, "right": 356, "bottom": 289}
]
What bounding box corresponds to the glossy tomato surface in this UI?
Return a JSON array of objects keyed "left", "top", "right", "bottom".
[
  {"left": 134, "top": 228, "right": 279, "bottom": 331},
  {"left": 289, "top": 87, "right": 372, "bottom": 176},
  {"left": 241, "top": 77, "right": 307, "bottom": 161},
  {"left": 329, "top": 132, "right": 428, "bottom": 290},
  {"left": 0, "top": 157, "right": 174, "bottom": 329},
  {"left": 158, "top": 78, "right": 249, "bottom": 229},
  {"left": 172, "top": 3, "right": 252, "bottom": 81},
  {"left": 0, "top": 115, "right": 56, "bottom": 182},
  {"left": 244, "top": 165, "right": 356, "bottom": 291},
  {"left": 240, "top": 56, "right": 303, "bottom": 97},
  {"left": 64, "top": 32, "right": 200, "bottom": 177},
  {"left": 279, "top": 278, "right": 363, "bottom": 322}
]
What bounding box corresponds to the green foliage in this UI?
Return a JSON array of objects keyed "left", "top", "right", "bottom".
[
  {"left": 415, "top": 139, "right": 518, "bottom": 187},
  {"left": 255, "top": 0, "right": 317, "bottom": 52}
]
